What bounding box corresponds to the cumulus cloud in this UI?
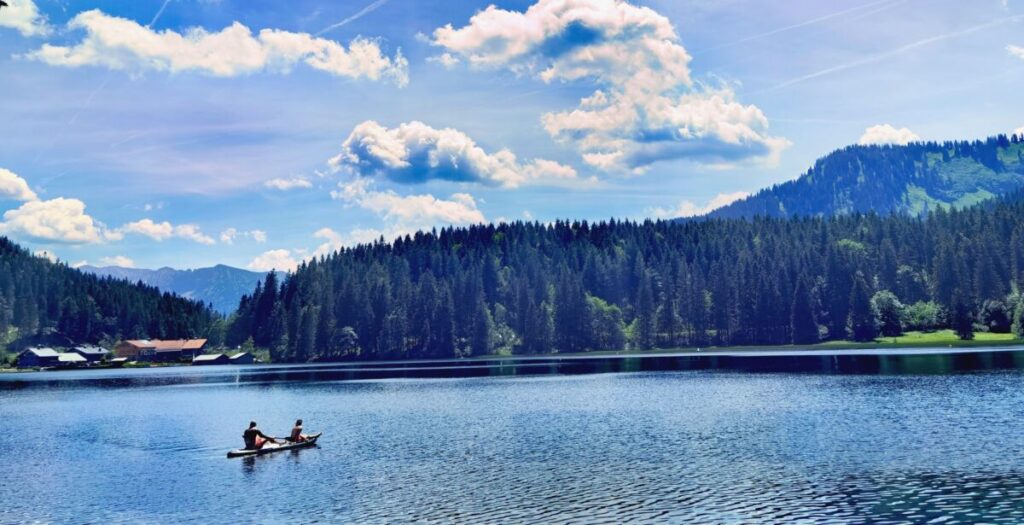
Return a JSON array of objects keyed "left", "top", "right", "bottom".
[
  {"left": 116, "top": 219, "right": 215, "bottom": 245},
  {"left": 0, "top": 0, "right": 50, "bottom": 37},
  {"left": 0, "top": 197, "right": 104, "bottom": 244},
  {"left": 1008, "top": 45, "right": 1024, "bottom": 60},
  {"left": 1014, "top": 126, "right": 1024, "bottom": 137},
  {"left": 264, "top": 177, "right": 313, "bottom": 190},
  {"left": 330, "top": 120, "right": 583, "bottom": 188},
  {"left": 98, "top": 255, "right": 136, "bottom": 268},
  {"left": 858, "top": 124, "right": 921, "bottom": 146},
  {"left": 310, "top": 227, "right": 344, "bottom": 259},
  {"left": 431, "top": 0, "right": 787, "bottom": 171},
  {"left": 647, "top": 191, "right": 749, "bottom": 219},
  {"left": 220, "top": 227, "right": 268, "bottom": 244},
  {"left": 0, "top": 168, "right": 39, "bottom": 202},
  {"left": 331, "top": 178, "right": 485, "bottom": 232},
  {"left": 25, "top": 9, "right": 408, "bottom": 85},
  {"left": 247, "top": 249, "right": 298, "bottom": 272}
]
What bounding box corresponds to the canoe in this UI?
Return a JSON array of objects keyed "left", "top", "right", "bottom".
[{"left": 226, "top": 433, "right": 322, "bottom": 458}]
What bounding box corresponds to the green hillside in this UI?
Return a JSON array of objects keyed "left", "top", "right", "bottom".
[{"left": 707, "top": 134, "right": 1024, "bottom": 219}]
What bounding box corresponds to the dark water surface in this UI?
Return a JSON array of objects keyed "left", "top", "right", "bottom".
[{"left": 3, "top": 350, "right": 1024, "bottom": 524}]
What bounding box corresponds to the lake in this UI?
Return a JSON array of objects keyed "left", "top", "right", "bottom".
[{"left": 3, "top": 349, "right": 1024, "bottom": 524}]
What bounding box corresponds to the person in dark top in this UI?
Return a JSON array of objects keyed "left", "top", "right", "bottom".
[
  {"left": 288, "top": 419, "right": 310, "bottom": 443},
  {"left": 242, "top": 421, "right": 277, "bottom": 450}
]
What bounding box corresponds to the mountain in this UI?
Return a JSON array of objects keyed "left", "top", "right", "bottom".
[
  {"left": 704, "top": 134, "right": 1024, "bottom": 219},
  {"left": 0, "top": 238, "right": 217, "bottom": 350},
  {"left": 79, "top": 264, "right": 267, "bottom": 314}
]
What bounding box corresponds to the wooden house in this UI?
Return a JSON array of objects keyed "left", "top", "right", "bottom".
[
  {"left": 17, "top": 348, "right": 60, "bottom": 368},
  {"left": 192, "top": 353, "right": 230, "bottom": 366}
]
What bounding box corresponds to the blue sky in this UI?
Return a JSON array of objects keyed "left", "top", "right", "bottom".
[{"left": 0, "top": 0, "right": 1022, "bottom": 271}]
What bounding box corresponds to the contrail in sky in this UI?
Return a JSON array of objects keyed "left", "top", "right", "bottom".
[
  {"left": 772, "top": 15, "right": 1024, "bottom": 90},
  {"left": 149, "top": 0, "right": 174, "bottom": 28},
  {"left": 696, "top": 0, "right": 904, "bottom": 54},
  {"left": 49, "top": 0, "right": 175, "bottom": 158},
  {"left": 316, "top": 0, "right": 390, "bottom": 37}
]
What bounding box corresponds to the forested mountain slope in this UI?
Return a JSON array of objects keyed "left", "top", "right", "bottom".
[
  {"left": 707, "top": 134, "right": 1024, "bottom": 219},
  {"left": 226, "top": 192, "right": 1024, "bottom": 362},
  {"left": 0, "top": 238, "right": 218, "bottom": 348},
  {"left": 80, "top": 264, "right": 266, "bottom": 314}
]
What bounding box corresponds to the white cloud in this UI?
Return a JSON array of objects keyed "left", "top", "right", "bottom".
[
  {"left": 0, "top": 168, "right": 39, "bottom": 202},
  {"left": 648, "top": 191, "right": 749, "bottom": 219},
  {"left": 310, "top": 227, "right": 344, "bottom": 259},
  {"left": 431, "top": 0, "right": 787, "bottom": 171},
  {"left": 264, "top": 177, "right": 313, "bottom": 190},
  {"left": 247, "top": 249, "right": 299, "bottom": 272},
  {"left": 330, "top": 120, "right": 583, "bottom": 188},
  {"left": 427, "top": 52, "right": 460, "bottom": 68},
  {"left": 0, "top": 197, "right": 104, "bottom": 244},
  {"left": 331, "top": 178, "right": 486, "bottom": 231},
  {"left": 70, "top": 260, "right": 88, "bottom": 269},
  {"left": 117, "top": 219, "right": 215, "bottom": 245},
  {"left": 0, "top": 0, "right": 51, "bottom": 37},
  {"left": 858, "top": 124, "right": 921, "bottom": 146},
  {"left": 25, "top": 9, "right": 408, "bottom": 85},
  {"left": 1008, "top": 45, "right": 1024, "bottom": 60},
  {"left": 98, "top": 255, "right": 136, "bottom": 268},
  {"left": 1014, "top": 126, "right": 1024, "bottom": 137},
  {"left": 219, "top": 227, "right": 267, "bottom": 244}
]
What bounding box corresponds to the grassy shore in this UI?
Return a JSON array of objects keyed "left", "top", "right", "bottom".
[{"left": 467, "top": 330, "right": 1023, "bottom": 361}]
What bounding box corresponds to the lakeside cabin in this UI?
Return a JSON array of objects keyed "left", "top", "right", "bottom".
[
  {"left": 192, "top": 353, "right": 230, "bottom": 366},
  {"left": 57, "top": 353, "right": 88, "bottom": 368},
  {"left": 17, "top": 348, "right": 60, "bottom": 368},
  {"left": 114, "top": 339, "right": 208, "bottom": 362},
  {"left": 229, "top": 352, "right": 255, "bottom": 365},
  {"left": 72, "top": 345, "right": 110, "bottom": 363}
]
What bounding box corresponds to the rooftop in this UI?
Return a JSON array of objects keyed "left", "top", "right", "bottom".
[
  {"left": 74, "top": 346, "right": 109, "bottom": 355},
  {"left": 122, "top": 339, "right": 208, "bottom": 351},
  {"left": 58, "top": 353, "right": 88, "bottom": 363},
  {"left": 23, "top": 348, "right": 60, "bottom": 358},
  {"left": 192, "top": 353, "right": 225, "bottom": 362}
]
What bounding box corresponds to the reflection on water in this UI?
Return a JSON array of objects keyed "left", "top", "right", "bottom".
[{"left": 1, "top": 349, "right": 1024, "bottom": 523}]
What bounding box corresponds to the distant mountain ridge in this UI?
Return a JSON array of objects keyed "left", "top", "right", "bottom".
[
  {"left": 79, "top": 264, "right": 267, "bottom": 314},
  {"left": 703, "top": 134, "right": 1024, "bottom": 220}
]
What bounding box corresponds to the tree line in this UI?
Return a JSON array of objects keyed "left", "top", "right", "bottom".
[
  {"left": 0, "top": 238, "right": 218, "bottom": 349},
  {"left": 225, "top": 191, "right": 1024, "bottom": 362}
]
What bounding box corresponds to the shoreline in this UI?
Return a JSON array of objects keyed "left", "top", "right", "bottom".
[{"left": 3, "top": 333, "right": 1022, "bottom": 373}]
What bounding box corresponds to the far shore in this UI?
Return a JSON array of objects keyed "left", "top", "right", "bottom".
[{"left": 3, "top": 330, "right": 1022, "bottom": 373}]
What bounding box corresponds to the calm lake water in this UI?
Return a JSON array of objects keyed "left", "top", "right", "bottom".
[{"left": 3, "top": 350, "right": 1024, "bottom": 524}]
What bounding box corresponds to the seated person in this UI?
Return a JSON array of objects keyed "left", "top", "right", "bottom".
[
  {"left": 289, "top": 419, "right": 310, "bottom": 443},
  {"left": 242, "top": 421, "right": 277, "bottom": 450}
]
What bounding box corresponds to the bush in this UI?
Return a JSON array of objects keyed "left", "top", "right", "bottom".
[
  {"left": 980, "top": 300, "right": 1013, "bottom": 333},
  {"left": 903, "top": 301, "right": 942, "bottom": 332}
]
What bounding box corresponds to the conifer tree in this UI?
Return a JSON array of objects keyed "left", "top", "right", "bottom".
[
  {"left": 847, "top": 275, "right": 879, "bottom": 342},
  {"left": 790, "top": 279, "right": 818, "bottom": 344}
]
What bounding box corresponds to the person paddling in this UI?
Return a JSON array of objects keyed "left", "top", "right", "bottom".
[
  {"left": 289, "top": 419, "right": 311, "bottom": 443},
  {"left": 243, "top": 421, "right": 278, "bottom": 450}
]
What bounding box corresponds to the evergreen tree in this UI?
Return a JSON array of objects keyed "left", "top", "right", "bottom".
[
  {"left": 633, "top": 272, "right": 657, "bottom": 350},
  {"left": 951, "top": 289, "right": 975, "bottom": 340},
  {"left": 790, "top": 279, "right": 818, "bottom": 344},
  {"left": 847, "top": 275, "right": 879, "bottom": 342}
]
